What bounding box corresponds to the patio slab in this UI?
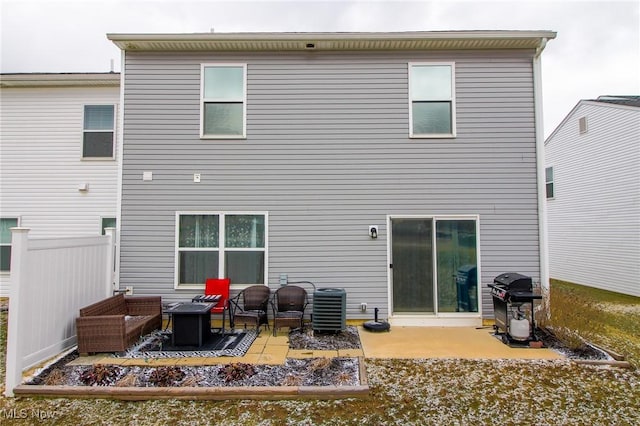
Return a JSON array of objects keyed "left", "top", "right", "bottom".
[
  {"left": 358, "top": 326, "right": 563, "bottom": 360},
  {"left": 70, "top": 325, "right": 563, "bottom": 367},
  {"left": 288, "top": 349, "right": 339, "bottom": 359}
]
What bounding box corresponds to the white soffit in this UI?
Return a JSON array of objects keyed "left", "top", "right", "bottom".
[{"left": 107, "top": 31, "right": 557, "bottom": 52}]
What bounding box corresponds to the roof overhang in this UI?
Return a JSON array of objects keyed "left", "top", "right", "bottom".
[
  {"left": 0, "top": 73, "right": 120, "bottom": 88},
  {"left": 107, "top": 31, "right": 556, "bottom": 52}
]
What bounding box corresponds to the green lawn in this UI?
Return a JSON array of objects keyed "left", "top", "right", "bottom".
[{"left": 0, "top": 286, "right": 639, "bottom": 425}]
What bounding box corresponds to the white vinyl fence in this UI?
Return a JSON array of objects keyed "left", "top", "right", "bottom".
[{"left": 4, "top": 227, "right": 116, "bottom": 397}]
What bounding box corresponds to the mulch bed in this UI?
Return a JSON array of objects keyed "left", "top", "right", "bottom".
[
  {"left": 26, "top": 325, "right": 363, "bottom": 389},
  {"left": 288, "top": 325, "right": 362, "bottom": 350},
  {"left": 536, "top": 327, "right": 610, "bottom": 360},
  {"left": 27, "top": 357, "right": 361, "bottom": 388}
]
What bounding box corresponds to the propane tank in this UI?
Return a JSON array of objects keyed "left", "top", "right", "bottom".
[{"left": 509, "top": 317, "right": 530, "bottom": 341}]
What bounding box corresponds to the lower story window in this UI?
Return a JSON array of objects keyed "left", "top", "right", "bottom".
[
  {"left": 101, "top": 217, "right": 116, "bottom": 235},
  {"left": 1, "top": 218, "right": 19, "bottom": 272},
  {"left": 176, "top": 212, "right": 266, "bottom": 287}
]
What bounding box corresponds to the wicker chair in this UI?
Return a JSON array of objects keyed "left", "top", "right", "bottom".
[
  {"left": 229, "top": 285, "right": 270, "bottom": 332},
  {"left": 271, "top": 285, "right": 308, "bottom": 336}
]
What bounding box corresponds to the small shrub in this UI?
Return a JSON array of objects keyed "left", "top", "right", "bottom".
[
  {"left": 149, "top": 366, "right": 185, "bottom": 387},
  {"left": 180, "top": 376, "right": 201, "bottom": 387},
  {"left": 281, "top": 374, "right": 303, "bottom": 386},
  {"left": 546, "top": 280, "right": 606, "bottom": 338},
  {"left": 43, "top": 368, "right": 65, "bottom": 386},
  {"left": 307, "top": 357, "right": 332, "bottom": 372},
  {"left": 218, "top": 363, "right": 256, "bottom": 382},
  {"left": 334, "top": 371, "right": 353, "bottom": 385},
  {"left": 115, "top": 373, "right": 138, "bottom": 387},
  {"left": 80, "top": 364, "right": 120, "bottom": 386}
]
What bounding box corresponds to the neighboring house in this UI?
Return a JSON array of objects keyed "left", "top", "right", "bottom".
[
  {"left": 545, "top": 96, "right": 640, "bottom": 297},
  {"left": 0, "top": 73, "right": 120, "bottom": 296},
  {"left": 108, "top": 31, "right": 555, "bottom": 325}
]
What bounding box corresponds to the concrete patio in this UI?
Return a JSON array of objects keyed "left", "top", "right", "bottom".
[{"left": 358, "top": 325, "right": 562, "bottom": 360}]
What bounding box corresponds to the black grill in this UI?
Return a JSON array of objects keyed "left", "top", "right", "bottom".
[{"left": 488, "top": 272, "right": 541, "bottom": 344}]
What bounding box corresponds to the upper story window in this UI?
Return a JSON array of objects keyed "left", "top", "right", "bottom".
[
  {"left": 1, "top": 218, "right": 19, "bottom": 272},
  {"left": 201, "top": 64, "right": 246, "bottom": 138},
  {"left": 176, "top": 212, "right": 266, "bottom": 287},
  {"left": 545, "top": 166, "right": 554, "bottom": 199},
  {"left": 83, "top": 105, "right": 115, "bottom": 158},
  {"left": 409, "top": 63, "right": 456, "bottom": 138}
]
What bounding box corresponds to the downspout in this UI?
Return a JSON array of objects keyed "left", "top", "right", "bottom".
[
  {"left": 533, "top": 38, "right": 550, "bottom": 312},
  {"left": 114, "top": 49, "right": 126, "bottom": 292}
]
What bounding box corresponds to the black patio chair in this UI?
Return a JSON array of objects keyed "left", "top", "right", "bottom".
[
  {"left": 229, "top": 285, "right": 270, "bottom": 332},
  {"left": 271, "top": 285, "right": 308, "bottom": 336}
]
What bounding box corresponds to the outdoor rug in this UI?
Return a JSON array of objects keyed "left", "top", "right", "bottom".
[{"left": 114, "top": 329, "right": 258, "bottom": 359}]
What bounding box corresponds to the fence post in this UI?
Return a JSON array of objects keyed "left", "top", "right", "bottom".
[
  {"left": 4, "top": 227, "right": 30, "bottom": 397},
  {"left": 104, "top": 227, "right": 116, "bottom": 297}
]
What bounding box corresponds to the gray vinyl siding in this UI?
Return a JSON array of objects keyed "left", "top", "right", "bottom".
[
  {"left": 119, "top": 50, "right": 541, "bottom": 319},
  {"left": 546, "top": 102, "right": 640, "bottom": 297}
]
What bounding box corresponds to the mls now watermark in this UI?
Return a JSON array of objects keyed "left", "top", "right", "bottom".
[{"left": 1, "top": 408, "right": 59, "bottom": 420}]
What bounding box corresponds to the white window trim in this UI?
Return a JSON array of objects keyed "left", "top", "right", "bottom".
[
  {"left": 81, "top": 104, "right": 117, "bottom": 160},
  {"left": 1, "top": 216, "right": 20, "bottom": 274},
  {"left": 174, "top": 211, "right": 268, "bottom": 289},
  {"left": 408, "top": 62, "right": 457, "bottom": 139},
  {"left": 100, "top": 216, "right": 117, "bottom": 235},
  {"left": 386, "top": 214, "right": 481, "bottom": 320},
  {"left": 200, "top": 63, "right": 247, "bottom": 139}
]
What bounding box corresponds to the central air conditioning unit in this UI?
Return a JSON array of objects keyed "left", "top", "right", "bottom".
[{"left": 312, "top": 288, "right": 346, "bottom": 332}]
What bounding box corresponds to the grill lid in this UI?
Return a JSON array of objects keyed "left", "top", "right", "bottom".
[{"left": 493, "top": 272, "right": 532, "bottom": 291}]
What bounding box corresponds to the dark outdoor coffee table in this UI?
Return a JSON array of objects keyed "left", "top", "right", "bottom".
[{"left": 165, "top": 302, "right": 215, "bottom": 347}]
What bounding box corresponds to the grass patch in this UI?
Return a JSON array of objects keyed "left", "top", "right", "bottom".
[{"left": 546, "top": 279, "right": 640, "bottom": 367}]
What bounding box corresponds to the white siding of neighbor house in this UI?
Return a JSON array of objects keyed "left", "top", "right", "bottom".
[
  {"left": 0, "top": 85, "right": 120, "bottom": 296},
  {"left": 545, "top": 101, "right": 640, "bottom": 297},
  {"left": 119, "top": 50, "right": 542, "bottom": 319}
]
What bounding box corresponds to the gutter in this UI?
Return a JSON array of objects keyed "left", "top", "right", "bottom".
[
  {"left": 107, "top": 30, "right": 557, "bottom": 52},
  {"left": 0, "top": 72, "right": 120, "bottom": 88},
  {"left": 107, "top": 30, "right": 558, "bottom": 42},
  {"left": 533, "top": 38, "right": 551, "bottom": 301},
  {"left": 114, "top": 50, "right": 125, "bottom": 292},
  {"left": 535, "top": 37, "right": 548, "bottom": 58}
]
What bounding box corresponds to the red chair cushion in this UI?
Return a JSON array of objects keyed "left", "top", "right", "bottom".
[{"left": 205, "top": 278, "right": 230, "bottom": 312}]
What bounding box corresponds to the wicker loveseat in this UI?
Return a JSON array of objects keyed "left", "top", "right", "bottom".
[{"left": 76, "top": 294, "right": 162, "bottom": 354}]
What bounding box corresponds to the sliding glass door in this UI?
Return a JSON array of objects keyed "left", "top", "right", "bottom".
[
  {"left": 436, "top": 219, "right": 478, "bottom": 313},
  {"left": 391, "top": 218, "right": 434, "bottom": 313},
  {"left": 391, "top": 217, "right": 478, "bottom": 315}
]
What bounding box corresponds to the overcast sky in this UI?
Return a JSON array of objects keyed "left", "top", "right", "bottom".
[{"left": 1, "top": 0, "right": 639, "bottom": 137}]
